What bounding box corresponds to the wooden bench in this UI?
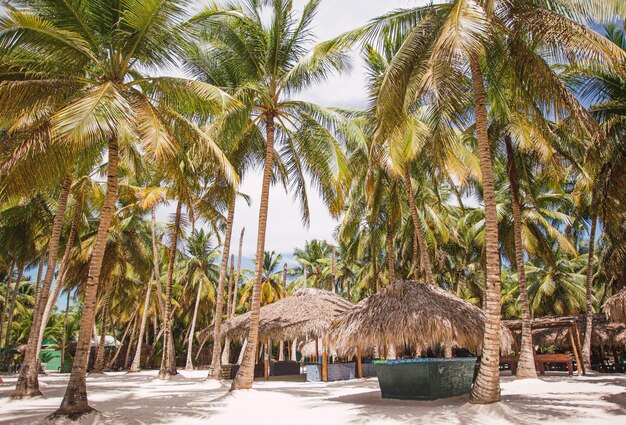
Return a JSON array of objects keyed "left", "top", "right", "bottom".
[{"left": 499, "top": 354, "right": 573, "bottom": 376}]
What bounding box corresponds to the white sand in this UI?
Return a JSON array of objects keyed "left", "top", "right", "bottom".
[{"left": 1, "top": 371, "right": 624, "bottom": 424}]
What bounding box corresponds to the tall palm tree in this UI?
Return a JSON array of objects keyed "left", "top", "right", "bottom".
[
  {"left": 192, "top": 0, "right": 352, "bottom": 390},
  {"left": 0, "top": 0, "right": 236, "bottom": 412},
  {"left": 177, "top": 229, "right": 220, "bottom": 370}
]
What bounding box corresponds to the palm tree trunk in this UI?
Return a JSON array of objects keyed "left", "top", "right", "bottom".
[
  {"left": 331, "top": 247, "right": 337, "bottom": 293},
  {"left": 0, "top": 258, "right": 15, "bottom": 350},
  {"left": 185, "top": 279, "right": 203, "bottom": 370},
  {"left": 221, "top": 255, "right": 236, "bottom": 365},
  {"left": 505, "top": 138, "right": 537, "bottom": 379},
  {"left": 233, "top": 228, "right": 244, "bottom": 316},
  {"left": 582, "top": 211, "right": 597, "bottom": 371},
  {"left": 2, "top": 262, "right": 25, "bottom": 364},
  {"left": 33, "top": 254, "right": 45, "bottom": 315},
  {"left": 92, "top": 288, "right": 112, "bottom": 374},
  {"left": 151, "top": 208, "right": 166, "bottom": 321},
  {"left": 158, "top": 200, "right": 182, "bottom": 380},
  {"left": 373, "top": 250, "right": 379, "bottom": 293},
  {"left": 386, "top": 216, "right": 396, "bottom": 284},
  {"left": 231, "top": 114, "right": 275, "bottom": 390},
  {"left": 468, "top": 54, "right": 502, "bottom": 404},
  {"left": 61, "top": 291, "right": 70, "bottom": 372},
  {"left": 403, "top": 168, "right": 435, "bottom": 286},
  {"left": 123, "top": 316, "right": 138, "bottom": 370},
  {"left": 226, "top": 255, "right": 235, "bottom": 320},
  {"left": 290, "top": 339, "right": 297, "bottom": 362},
  {"left": 55, "top": 136, "right": 119, "bottom": 417},
  {"left": 13, "top": 174, "right": 73, "bottom": 398},
  {"left": 129, "top": 277, "right": 154, "bottom": 372},
  {"left": 207, "top": 197, "right": 236, "bottom": 379},
  {"left": 278, "top": 263, "right": 288, "bottom": 361},
  {"left": 237, "top": 338, "right": 247, "bottom": 365},
  {"left": 38, "top": 190, "right": 83, "bottom": 364},
  {"left": 108, "top": 312, "right": 136, "bottom": 370}
]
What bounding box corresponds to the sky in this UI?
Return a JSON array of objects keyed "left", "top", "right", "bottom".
[{"left": 161, "top": 0, "right": 421, "bottom": 259}]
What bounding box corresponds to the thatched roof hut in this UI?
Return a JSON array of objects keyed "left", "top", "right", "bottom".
[
  {"left": 503, "top": 314, "right": 626, "bottom": 349},
  {"left": 605, "top": 289, "right": 626, "bottom": 323},
  {"left": 219, "top": 288, "right": 353, "bottom": 342},
  {"left": 326, "top": 281, "right": 513, "bottom": 354}
]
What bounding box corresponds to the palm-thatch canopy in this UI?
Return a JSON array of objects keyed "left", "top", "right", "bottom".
[
  {"left": 219, "top": 288, "right": 354, "bottom": 342},
  {"left": 605, "top": 288, "right": 626, "bottom": 323},
  {"left": 503, "top": 314, "right": 626, "bottom": 348},
  {"left": 326, "top": 281, "right": 513, "bottom": 354}
]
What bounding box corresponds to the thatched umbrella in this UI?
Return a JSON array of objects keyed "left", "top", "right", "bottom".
[
  {"left": 326, "top": 281, "right": 513, "bottom": 354},
  {"left": 605, "top": 288, "right": 626, "bottom": 323},
  {"left": 220, "top": 288, "right": 353, "bottom": 342}
]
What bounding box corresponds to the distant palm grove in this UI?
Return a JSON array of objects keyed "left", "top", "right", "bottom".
[{"left": 0, "top": 0, "right": 625, "bottom": 419}]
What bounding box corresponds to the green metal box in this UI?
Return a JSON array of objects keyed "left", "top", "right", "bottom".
[{"left": 373, "top": 358, "right": 477, "bottom": 400}]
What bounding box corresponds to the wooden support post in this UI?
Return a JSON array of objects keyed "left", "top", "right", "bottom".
[
  {"left": 573, "top": 321, "right": 586, "bottom": 375},
  {"left": 315, "top": 338, "right": 319, "bottom": 364},
  {"left": 356, "top": 346, "right": 363, "bottom": 378},
  {"left": 569, "top": 327, "right": 583, "bottom": 376},
  {"left": 322, "top": 349, "right": 328, "bottom": 382},
  {"left": 264, "top": 338, "right": 270, "bottom": 380}
]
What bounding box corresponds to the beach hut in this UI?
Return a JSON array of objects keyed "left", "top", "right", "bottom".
[
  {"left": 218, "top": 288, "right": 354, "bottom": 380},
  {"left": 326, "top": 280, "right": 513, "bottom": 400},
  {"left": 503, "top": 314, "right": 626, "bottom": 373},
  {"left": 606, "top": 288, "right": 626, "bottom": 324}
]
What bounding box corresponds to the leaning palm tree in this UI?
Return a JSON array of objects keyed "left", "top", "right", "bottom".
[
  {"left": 191, "top": 0, "right": 352, "bottom": 390},
  {"left": 0, "top": 0, "right": 235, "bottom": 414}
]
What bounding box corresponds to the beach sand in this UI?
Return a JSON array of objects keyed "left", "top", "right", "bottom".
[{"left": 0, "top": 371, "right": 624, "bottom": 424}]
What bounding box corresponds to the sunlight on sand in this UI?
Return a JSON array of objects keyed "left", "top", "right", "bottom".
[{"left": 1, "top": 371, "right": 625, "bottom": 424}]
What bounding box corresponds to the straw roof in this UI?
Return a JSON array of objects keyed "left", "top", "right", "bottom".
[
  {"left": 219, "top": 288, "right": 354, "bottom": 342},
  {"left": 326, "top": 281, "right": 513, "bottom": 354},
  {"left": 502, "top": 314, "right": 626, "bottom": 348},
  {"left": 605, "top": 288, "right": 626, "bottom": 323}
]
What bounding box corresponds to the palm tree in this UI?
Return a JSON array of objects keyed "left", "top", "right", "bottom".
[
  {"left": 12, "top": 174, "right": 73, "bottom": 396},
  {"left": 192, "top": 0, "right": 352, "bottom": 390},
  {"left": 177, "top": 229, "right": 220, "bottom": 370},
  {"left": 293, "top": 240, "right": 333, "bottom": 290},
  {"left": 0, "top": 0, "right": 236, "bottom": 413},
  {"left": 240, "top": 251, "right": 285, "bottom": 308}
]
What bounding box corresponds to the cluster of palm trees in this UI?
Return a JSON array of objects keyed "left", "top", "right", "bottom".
[{"left": 0, "top": 0, "right": 624, "bottom": 418}]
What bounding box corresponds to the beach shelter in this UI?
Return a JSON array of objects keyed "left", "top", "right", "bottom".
[
  {"left": 326, "top": 280, "right": 514, "bottom": 377},
  {"left": 217, "top": 288, "right": 354, "bottom": 379},
  {"left": 606, "top": 288, "right": 626, "bottom": 323}
]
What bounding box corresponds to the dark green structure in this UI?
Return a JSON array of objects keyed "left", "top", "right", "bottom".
[{"left": 373, "top": 358, "right": 477, "bottom": 400}]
